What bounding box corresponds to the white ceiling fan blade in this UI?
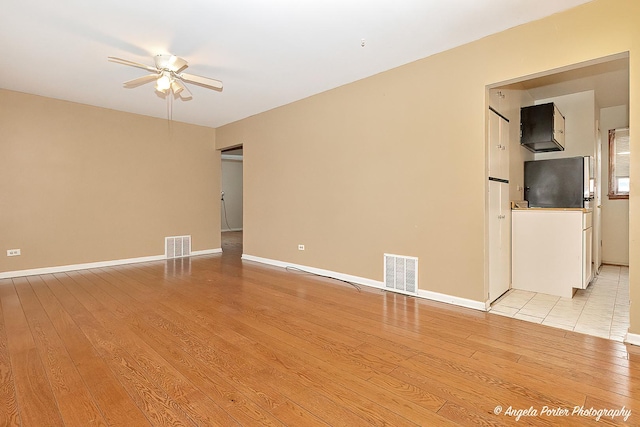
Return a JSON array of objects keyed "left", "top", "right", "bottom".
[
  {"left": 108, "top": 57, "right": 157, "bottom": 73},
  {"left": 179, "top": 72, "right": 223, "bottom": 91},
  {"left": 123, "top": 74, "right": 159, "bottom": 88}
]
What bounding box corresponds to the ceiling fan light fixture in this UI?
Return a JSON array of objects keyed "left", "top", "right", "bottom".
[
  {"left": 171, "top": 79, "right": 185, "bottom": 95},
  {"left": 156, "top": 72, "right": 172, "bottom": 92}
]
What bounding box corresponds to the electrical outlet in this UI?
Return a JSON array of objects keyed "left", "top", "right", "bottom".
[
  {"left": 7, "top": 249, "right": 21, "bottom": 257},
  {"left": 298, "top": 244, "right": 305, "bottom": 251}
]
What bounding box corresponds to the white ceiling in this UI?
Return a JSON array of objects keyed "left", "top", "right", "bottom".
[
  {"left": 517, "top": 57, "right": 629, "bottom": 108},
  {"left": 1, "top": 0, "right": 593, "bottom": 128}
]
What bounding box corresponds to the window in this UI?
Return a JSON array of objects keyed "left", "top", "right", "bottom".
[{"left": 608, "top": 127, "right": 630, "bottom": 199}]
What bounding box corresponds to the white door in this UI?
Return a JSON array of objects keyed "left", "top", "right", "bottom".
[{"left": 593, "top": 122, "right": 602, "bottom": 272}]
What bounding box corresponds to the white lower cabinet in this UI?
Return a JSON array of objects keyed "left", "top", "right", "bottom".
[
  {"left": 488, "top": 180, "right": 510, "bottom": 302},
  {"left": 512, "top": 209, "right": 593, "bottom": 298}
]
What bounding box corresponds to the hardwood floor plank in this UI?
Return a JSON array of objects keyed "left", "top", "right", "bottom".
[
  {"left": 59, "top": 276, "right": 241, "bottom": 427},
  {"left": 13, "top": 276, "right": 109, "bottom": 427},
  {"left": 2, "top": 278, "right": 64, "bottom": 426},
  {"left": 436, "top": 400, "right": 510, "bottom": 427},
  {"left": 0, "top": 280, "right": 21, "bottom": 427},
  {"left": 269, "top": 399, "right": 331, "bottom": 427},
  {"left": 66, "top": 274, "right": 278, "bottom": 425},
  {"left": 43, "top": 274, "right": 205, "bottom": 426},
  {"left": 58, "top": 271, "right": 250, "bottom": 426},
  {"left": 31, "top": 274, "right": 152, "bottom": 426}
]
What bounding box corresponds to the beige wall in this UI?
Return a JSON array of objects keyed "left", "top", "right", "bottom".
[
  {"left": 217, "top": 0, "right": 640, "bottom": 334},
  {"left": 534, "top": 91, "right": 596, "bottom": 160},
  {"left": 600, "top": 105, "right": 630, "bottom": 265},
  {"left": 0, "top": 90, "right": 220, "bottom": 273}
]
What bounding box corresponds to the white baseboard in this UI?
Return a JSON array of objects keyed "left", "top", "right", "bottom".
[
  {"left": 0, "top": 248, "right": 223, "bottom": 279},
  {"left": 241, "top": 254, "right": 384, "bottom": 289},
  {"left": 625, "top": 332, "right": 640, "bottom": 347},
  {"left": 192, "top": 248, "right": 223, "bottom": 256},
  {"left": 241, "top": 254, "right": 487, "bottom": 311},
  {"left": 222, "top": 228, "right": 243, "bottom": 232},
  {"left": 418, "top": 289, "right": 488, "bottom": 311}
]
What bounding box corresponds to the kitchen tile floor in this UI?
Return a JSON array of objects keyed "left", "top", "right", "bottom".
[{"left": 490, "top": 264, "right": 630, "bottom": 341}]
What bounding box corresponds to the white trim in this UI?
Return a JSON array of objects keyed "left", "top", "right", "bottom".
[
  {"left": 221, "top": 154, "right": 243, "bottom": 161},
  {"left": 241, "top": 254, "right": 384, "bottom": 289},
  {"left": 241, "top": 254, "right": 487, "bottom": 311},
  {"left": 0, "top": 248, "right": 223, "bottom": 279},
  {"left": 222, "top": 228, "right": 243, "bottom": 232},
  {"left": 418, "top": 289, "right": 488, "bottom": 311},
  {"left": 192, "top": 248, "right": 223, "bottom": 256},
  {"left": 624, "top": 332, "right": 640, "bottom": 347}
]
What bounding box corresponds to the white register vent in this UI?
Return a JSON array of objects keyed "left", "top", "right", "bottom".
[
  {"left": 384, "top": 253, "right": 418, "bottom": 295},
  {"left": 165, "top": 235, "right": 191, "bottom": 259}
]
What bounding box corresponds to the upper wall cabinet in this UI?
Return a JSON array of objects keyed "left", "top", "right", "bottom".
[
  {"left": 488, "top": 109, "right": 509, "bottom": 181},
  {"left": 520, "top": 102, "right": 565, "bottom": 152}
]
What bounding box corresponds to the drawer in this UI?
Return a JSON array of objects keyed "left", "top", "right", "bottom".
[{"left": 583, "top": 211, "right": 593, "bottom": 229}]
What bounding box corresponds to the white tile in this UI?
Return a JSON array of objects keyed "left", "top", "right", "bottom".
[
  {"left": 490, "top": 309, "right": 516, "bottom": 318},
  {"left": 490, "top": 305, "right": 519, "bottom": 316},
  {"left": 496, "top": 296, "right": 531, "bottom": 310},
  {"left": 489, "top": 275, "right": 628, "bottom": 342},
  {"left": 542, "top": 319, "right": 574, "bottom": 330},
  {"left": 573, "top": 325, "right": 610, "bottom": 339},
  {"left": 543, "top": 316, "right": 578, "bottom": 328},
  {"left": 531, "top": 293, "right": 560, "bottom": 303},
  {"left": 514, "top": 313, "right": 544, "bottom": 324},
  {"left": 547, "top": 309, "right": 582, "bottom": 323},
  {"left": 552, "top": 300, "right": 586, "bottom": 311},
  {"left": 579, "top": 314, "right": 614, "bottom": 324}
]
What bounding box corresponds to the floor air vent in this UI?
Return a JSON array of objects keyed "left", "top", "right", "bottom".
[
  {"left": 384, "top": 253, "right": 418, "bottom": 295},
  {"left": 165, "top": 235, "right": 191, "bottom": 259}
]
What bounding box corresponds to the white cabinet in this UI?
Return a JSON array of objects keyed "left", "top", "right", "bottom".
[
  {"left": 512, "top": 209, "right": 593, "bottom": 298},
  {"left": 553, "top": 104, "right": 566, "bottom": 149},
  {"left": 488, "top": 109, "right": 509, "bottom": 180},
  {"left": 488, "top": 108, "right": 510, "bottom": 303},
  {"left": 489, "top": 180, "right": 511, "bottom": 302}
]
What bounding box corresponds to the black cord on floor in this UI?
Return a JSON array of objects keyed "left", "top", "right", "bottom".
[
  {"left": 222, "top": 197, "right": 232, "bottom": 231},
  {"left": 285, "top": 266, "right": 361, "bottom": 292}
]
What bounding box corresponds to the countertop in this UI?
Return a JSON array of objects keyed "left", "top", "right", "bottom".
[{"left": 512, "top": 207, "right": 593, "bottom": 213}]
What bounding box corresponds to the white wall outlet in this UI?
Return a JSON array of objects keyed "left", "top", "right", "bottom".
[
  {"left": 298, "top": 244, "right": 305, "bottom": 251},
  {"left": 7, "top": 249, "right": 21, "bottom": 257}
]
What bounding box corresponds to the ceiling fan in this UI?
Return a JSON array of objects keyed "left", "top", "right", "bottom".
[{"left": 108, "top": 54, "right": 223, "bottom": 100}]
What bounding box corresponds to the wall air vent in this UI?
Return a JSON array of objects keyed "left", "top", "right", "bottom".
[
  {"left": 384, "top": 253, "right": 418, "bottom": 295},
  {"left": 165, "top": 235, "right": 191, "bottom": 259}
]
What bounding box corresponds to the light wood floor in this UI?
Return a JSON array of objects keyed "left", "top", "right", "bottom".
[{"left": 1, "top": 232, "right": 639, "bottom": 426}]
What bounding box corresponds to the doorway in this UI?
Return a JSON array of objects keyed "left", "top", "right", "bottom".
[
  {"left": 221, "top": 146, "right": 243, "bottom": 254},
  {"left": 486, "top": 53, "right": 630, "bottom": 341}
]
